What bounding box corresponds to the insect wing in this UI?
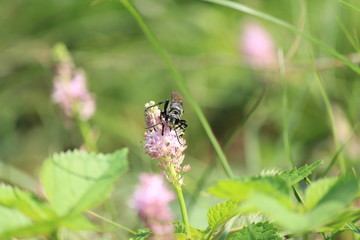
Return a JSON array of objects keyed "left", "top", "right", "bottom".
[{"left": 171, "top": 91, "right": 183, "bottom": 105}]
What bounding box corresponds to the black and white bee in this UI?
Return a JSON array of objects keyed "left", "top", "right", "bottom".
[{"left": 145, "top": 91, "right": 188, "bottom": 144}]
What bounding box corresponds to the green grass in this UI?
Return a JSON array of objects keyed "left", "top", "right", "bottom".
[{"left": 1, "top": 0, "right": 360, "bottom": 238}]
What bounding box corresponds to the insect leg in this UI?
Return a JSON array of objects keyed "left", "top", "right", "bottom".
[
  {"left": 145, "top": 99, "right": 169, "bottom": 111},
  {"left": 161, "top": 112, "right": 167, "bottom": 136},
  {"left": 174, "top": 126, "right": 185, "bottom": 145}
]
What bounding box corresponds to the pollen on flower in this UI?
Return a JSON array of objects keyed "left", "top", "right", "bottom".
[{"left": 143, "top": 100, "right": 189, "bottom": 184}]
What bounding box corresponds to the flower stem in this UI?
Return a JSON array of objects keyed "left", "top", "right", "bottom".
[
  {"left": 88, "top": 211, "right": 137, "bottom": 235},
  {"left": 169, "top": 165, "right": 191, "bottom": 237},
  {"left": 76, "top": 117, "right": 98, "bottom": 153}
]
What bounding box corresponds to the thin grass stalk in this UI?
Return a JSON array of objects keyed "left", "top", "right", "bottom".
[
  {"left": 202, "top": 0, "right": 360, "bottom": 75},
  {"left": 88, "top": 211, "right": 137, "bottom": 235},
  {"left": 337, "top": 0, "right": 360, "bottom": 12},
  {"left": 279, "top": 50, "right": 295, "bottom": 168},
  {"left": 313, "top": 71, "right": 346, "bottom": 173},
  {"left": 119, "top": 0, "right": 234, "bottom": 178},
  {"left": 188, "top": 88, "right": 267, "bottom": 210}
]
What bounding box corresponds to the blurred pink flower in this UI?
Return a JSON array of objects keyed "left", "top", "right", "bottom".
[
  {"left": 143, "top": 101, "right": 189, "bottom": 183},
  {"left": 132, "top": 173, "right": 175, "bottom": 239},
  {"left": 240, "top": 21, "right": 277, "bottom": 69},
  {"left": 52, "top": 64, "right": 95, "bottom": 120}
]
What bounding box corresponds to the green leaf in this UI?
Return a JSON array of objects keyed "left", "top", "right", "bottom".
[
  {"left": 248, "top": 175, "right": 359, "bottom": 233},
  {"left": 280, "top": 160, "right": 323, "bottom": 185},
  {"left": 306, "top": 175, "right": 358, "bottom": 211},
  {"left": 315, "top": 175, "right": 358, "bottom": 207},
  {"left": 208, "top": 176, "right": 292, "bottom": 207},
  {"left": 249, "top": 193, "right": 309, "bottom": 233},
  {"left": 306, "top": 175, "right": 359, "bottom": 228},
  {"left": 0, "top": 208, "right": 66, "bottom": 239},
  {"left": 60, "top": 214, "right": 98, "bottom": 231},
  {"left": 174, "top": 221, "right": 205, "bottom": 239},
  {"left": 0, "top": 206, "right": 32, "bottom": 235},
  {"left": 0, "top": 187, "right": 97, "bottom": 239},
  {"left": 129, "top": 229, "right": 151, "bottom": 240},
  {"left": 227, "top": 222, "right": 284, "bottom": 240},
  {"left": 40, "top": 148, "right": 128, "bottom": 215},
  {"left": 304, "top": 177, "right": 337, "bottom": 209},
  {"left": 208, "top": 200, "right": 240, "bottom": 230},
  {"left": 0, "top": 184, "right": 55, "bottom": 221}
]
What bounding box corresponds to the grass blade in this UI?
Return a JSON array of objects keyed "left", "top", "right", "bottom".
[
  {"left": 119, "top": 0, "right": 234, "bottom": 178},
  {"left": 337, "top": 0, "right": 360, "bottom": 13},
  {"left": 202, "top": 0, "right": 360, "bottom": 75}
]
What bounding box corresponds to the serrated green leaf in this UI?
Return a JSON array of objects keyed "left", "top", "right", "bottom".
[
  {"left": 315, "top": 175, "right": 358, "bottom": 207},
  {"left": 0, "top": 184, "right": 55, "bottom": 221},
  {"left": 40, "top": 148, "right": 128, "bottom": 215},
  {"left": 248, "top": 175, "right": 359, "bottom": 233},
  {"left": 280, "top": 160, "right": 323, "bottom": 185},
  {"left": 0, "top": 186, "right": 97, "bottom": 239},
  {"left": 0, "top": 208, "right": 67, "bottom": 239},
  {"left": 208, "top": 176, "right": 292, "bottom": 207},
  {"left": 249, "top": 193, "right": 309, "bottom": 233},
  {"left": 208, "top": 200, "right": 239, "bottom": 230},
  {"left": 307, "top": 175, "right": 359, "bottom": 228},
  {"left": 0, "top": 206, "right": 32, "bottom": 235},
  {"left": 227, "top": 222, "right": 284, "bottom": 240},
  {"left": 305, "top": 177, "right": 337, "bottom": 209},
  {"left": 129, "top": 229, "right": 151, "bottom": 240},
  {"left": 174, "top": 221, "right": 205, "bottom": 239},
  {"left": 306, "top": 175, "right": 358, "bottom": 211}
]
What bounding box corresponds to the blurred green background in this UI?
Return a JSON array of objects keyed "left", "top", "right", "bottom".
[{"left": 1, "top": 0, "right": 360, "bottom": 236}]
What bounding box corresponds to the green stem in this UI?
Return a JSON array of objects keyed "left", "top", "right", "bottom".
[
  {"left": 321, "top": 232, "right": 330, "bottom": 240},
  {"left": 313, "top": 71, "right": 346, "bottom": 173},
  {"left": 169, "top": 165, "right": 191, "bottom": 237},
  {"left": 88, "top": 211, "right": 137, "bottom": 235},
  {"left": 201, "top": 0, "right": 360, "bottom": 75},
  {"left": 119, "top": 0, "right": 234, "bottom": 179},
  {"left": 189, "top": 87, "right": 267, "bottom": 210},
  {"left": 223, "top": 86, "right": 268, "bottom": 149},
  {"left": 279, "top": 50, "right": 295, "bottom": 168},
  {"left": 292, "top": 185, "right": 306, "bottom": 206},
  {"left": 76, "top": 117, "right": 98, "bottom": 153}
]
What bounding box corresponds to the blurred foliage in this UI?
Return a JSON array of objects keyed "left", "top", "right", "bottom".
[{"left": 1, "top": 0, "right": 360, "bottom": 237}]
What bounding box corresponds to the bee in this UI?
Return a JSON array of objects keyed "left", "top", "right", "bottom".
[{"left": 145, "top": 91, "right": 188, "bottom": 144}]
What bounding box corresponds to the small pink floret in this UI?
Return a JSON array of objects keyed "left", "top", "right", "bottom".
[
  {"left": 132, "top": 173, "right": 175, "bottom": 237},
  {"left": 52, "top": 67, "right": 95, "bottom": 120},
  {"left": 240, "top": 21, "right": 277, "bottom": 69}
]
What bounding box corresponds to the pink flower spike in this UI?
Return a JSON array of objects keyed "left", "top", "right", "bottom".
[
  {"left": 240, "top": 21, "right": 277, "bottom": 69},
  {"left": 52, "top": 65, "right": 96, "bottom": 120},
  {"left": 132, "top": 173, "right": 175, "bottom": 238},
  {"left": 143, "top": 101, "right": 189, "bottom": 184}
]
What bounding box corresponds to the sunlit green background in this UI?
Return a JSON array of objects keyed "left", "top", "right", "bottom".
[{"left": 1, "top": 0, "right": 360, "bottom": 237}]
